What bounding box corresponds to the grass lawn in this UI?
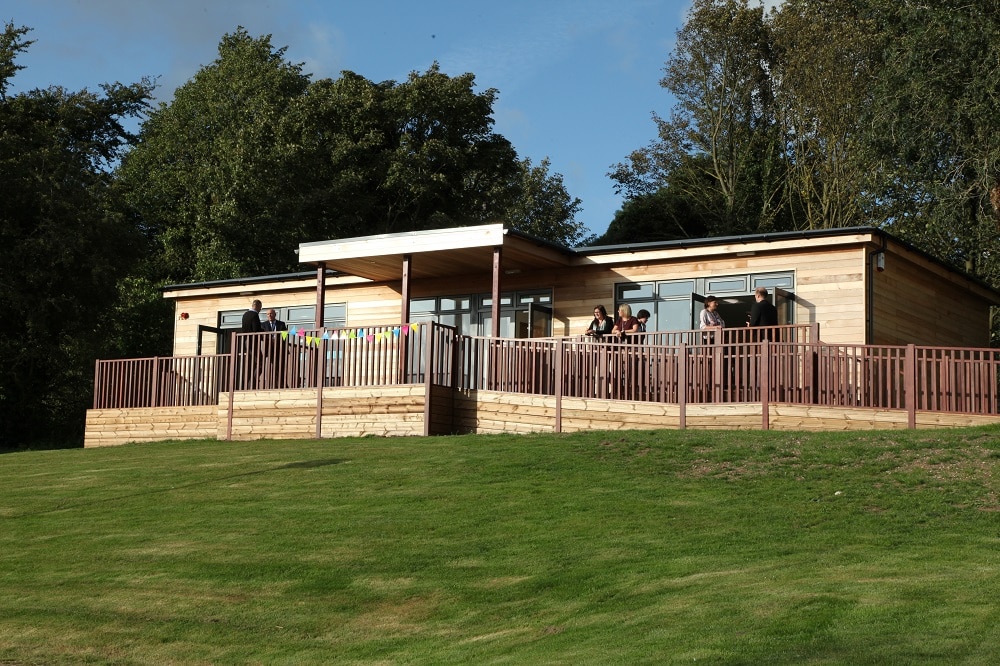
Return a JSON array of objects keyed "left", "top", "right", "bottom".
[{"left": 1, "top": 427, "right": 999, "bottom": 664}]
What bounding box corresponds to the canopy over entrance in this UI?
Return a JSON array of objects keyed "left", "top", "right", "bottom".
[{"left": 297, "top": 224, "right": 575, "bottom": 334}]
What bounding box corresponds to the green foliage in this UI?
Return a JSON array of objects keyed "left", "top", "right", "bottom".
[
  {"left": 0, "top": 23, "right": 154, "bottom": 448},
  {"left": 118, "top": 28, "right": 312, "bottom": 282},
  {"left": 1, "top": 427, "right": 998, "bottom": 661},
  {"left": 613, "top": 0, "right": 1000, "bottom": 340},
  {"left": 865, "top": 0, "right": 1000, "bottom": 280},
  {"left": 611, "top": 0, "right": 787, "bottom": 238},
  {"left": 597, "top": 176, "right": 711, "bottom": 245},
  {"left": 120, "top": 34, "right": 585, "bottom": 287}
]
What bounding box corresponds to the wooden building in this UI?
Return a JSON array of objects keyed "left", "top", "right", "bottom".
[
  {"left": 83, "top": 224, "right": 1000, "bottom": 447},
  {"left": 165, "top": 224, "right": 999, "bottom": 353}
]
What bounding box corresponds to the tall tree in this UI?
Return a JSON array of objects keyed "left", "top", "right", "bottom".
[
  {"left": 0, "top": 23, "right": 154, "bottom": 448},
  {"left": 611, "top": 0, "right": 786, "bottom": 237},
  {"left": 771, "top": 0, "right": 879, "bottom": 230},
  {"left": 121, "top": 34, "right": 585, "bottom": 287},
  {"left": 118, "top": 28, "right": 311, "bottom": 283},
  {"left": 865, "top": 0, "right": 1000, "bottom": 283}
]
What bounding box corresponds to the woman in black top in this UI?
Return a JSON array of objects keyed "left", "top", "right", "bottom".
[{"left": 585, "top": 305, "right": 612, "bottom": 339}]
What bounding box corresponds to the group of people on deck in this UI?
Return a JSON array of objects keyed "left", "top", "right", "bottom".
[
  {"left": 699, "top": 287, "right": 778, "bottom": 330},
  {"left": 585, "top": 286, "right": 778, "bottom": 339},
  {"left": 585, "top": 304, "right": 650, "bottom": 341}
]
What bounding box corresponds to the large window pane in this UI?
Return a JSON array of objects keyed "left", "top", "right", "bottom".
[
  {"left": 658, "top": 281, "right": 695, "bottom": 298},
  {"left": 617, "top": 282, "right": 654, "bottom": 300},
  {"left": 659, "top": 299, "right": 692, "bottom": 332}
]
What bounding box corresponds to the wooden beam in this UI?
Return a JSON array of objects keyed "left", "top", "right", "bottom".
[
  {"left": 401, "top": 254, "right": 412, "bottom": 326},
  {"left": 314, "top": 262, "right": 326, "bottom": 329},
  {"left": 491, "top": 246, "right": 501, "bottom": 338}
]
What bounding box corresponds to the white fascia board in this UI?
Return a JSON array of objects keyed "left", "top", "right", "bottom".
[{"left": 298, "top": 224, "right": 506, "bottom": 264}]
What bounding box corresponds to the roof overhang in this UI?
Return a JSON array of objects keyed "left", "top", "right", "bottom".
[{"left": 297, "top": 224, "right": 574, "bottom": 281}]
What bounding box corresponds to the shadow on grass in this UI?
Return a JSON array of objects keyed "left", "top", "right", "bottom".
[{"left": 3, "top": 458, "right": 350, "bottom": 519}]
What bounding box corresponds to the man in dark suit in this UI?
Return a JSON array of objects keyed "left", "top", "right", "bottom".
[
  {"left": 239, "top": 300, "right": 263, "bottom": 388},
  {"left": 264, "top": 309, "right": 286, "bottom": 332},
  {"left": 748, "top": 287, "right": 778, "bottom": 340},
  {"left": 241, "top": 299, "right": 263, "bottom": 333},
  {"left": 264, "top": 308, "right": 287, "bottom": 388}
]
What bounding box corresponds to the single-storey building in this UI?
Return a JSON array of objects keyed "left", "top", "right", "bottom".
[{"left": 165, "top": 224, "right": 1000, "bottom": 353}]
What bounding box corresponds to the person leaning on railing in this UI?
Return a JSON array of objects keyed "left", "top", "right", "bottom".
[
  {"left": 612, "top": 303, "right": 639, "bottom": 340},
  {"left": 585, "top": 304, "right": 613, "bottom": 340}
]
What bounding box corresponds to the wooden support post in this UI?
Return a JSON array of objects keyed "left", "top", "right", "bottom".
[
  {"left": 424, "top": 323, "right": 435, "bottom": 436},
  {"left": 226, "top": 339, "right": 237, "bottom": 441},
  {"left": 400, "top": 254, "right": 412, "bottom": 383},
  {"left": 315, "top": 337, "right": 325, "bottom": 439},
  {"left": 905, "top": 343, "right": 916, "bottom": 429},
  {"left": 678, "top": 343, "right": 687, "bottom": 429},
  {"left": 150, "top": 357, "right": 160, "bottom": 408},
  {"left": 491, "top": 246, "right": 501, "bottom": 338},
  {"left": 314, "top": 263, "right": 326, "bottom": 329},
  {"left": 761, "top": 339, "right": 770, "bottom": 430},
  {"left": 555, "top": 338, "right": 564, "bottom": 433}
]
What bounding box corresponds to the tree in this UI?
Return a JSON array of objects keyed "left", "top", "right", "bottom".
[
  {"left": 118, "top": 28, "right": 311, "bottom": 283},
  {"left": 599, "top": 156, "right": 717, "bottom": 245},
  {"left": 0, "top": 23, "right": 154, "bottom": 448},
  {"left": 865, "top": 0, "right": 1000, "bottom": 283},
  {"left": 771, "top": 0, "right": 879, "bottom": 230},
  {"left": 611, "top": 0, "right": 787, "bottom": 238},
  {"left": 500, "top": 158, "right": 584, "bottom": 246},
  {"left": 122, "top": 35, "right": 584, "bottom": 285}
]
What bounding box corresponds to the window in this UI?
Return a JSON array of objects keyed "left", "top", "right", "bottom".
[
  {"left": 410, "top": 289, "right": 553, "bottom": 337},
  {"left": 219, "top": 302, "right": 346, "bottom": 331},
  {"left": 616, "top": 272, "right": 794, "bottom": 331}
]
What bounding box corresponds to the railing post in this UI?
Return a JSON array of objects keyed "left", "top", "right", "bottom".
[
  {"left": 423, "top": 323, "right": 435, "bottom": 436},
  {"left": 93, "top": 360, "right": 101, "bottom": 409},
  {"left": 905, "top": 343, "right": 916, "bottom": 429},
  {"left": 226, "top": 336, "right": 238, "bottom": 441},
  {"left": 150, "top": 357, "right": 160, "bottom": 408},
  {"left": 678, "top": 343, "right": 687, "bottom": 429},
  {"left": 316, "top": 336, "right": 325, "bottom": 439},
  {"left": 555, "top": 338, "right": 564, "bottom": 433},
  {"left": 761, "top": 340, "right": 770, "bottom": 430}
]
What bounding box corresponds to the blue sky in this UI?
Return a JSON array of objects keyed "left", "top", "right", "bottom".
[{"left": 6, "top": 0, "right": 774, "bottom": 238}]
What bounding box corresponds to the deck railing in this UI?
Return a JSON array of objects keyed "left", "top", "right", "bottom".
[
  {"left": 92, "top": 322, "right": 1000, "bottom": 417},
  {"left": 93, "top": 354, "right": 230, "bottom": 409}
]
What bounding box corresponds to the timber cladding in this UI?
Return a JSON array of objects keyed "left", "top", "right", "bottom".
[
  {"left": 84, "top": 405, "right": 220, "bottom": 447},
  {"left": 872, "top": 243, "right": 992, "bottom": 347}
]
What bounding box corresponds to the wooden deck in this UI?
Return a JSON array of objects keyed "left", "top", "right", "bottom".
[{"left": 85, "top": 323, "right": 1000, "bottom": 447}]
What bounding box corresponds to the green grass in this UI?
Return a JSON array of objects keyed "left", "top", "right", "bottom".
[{"left": 2, "top": 427, "right": 999, "bottom": 664}]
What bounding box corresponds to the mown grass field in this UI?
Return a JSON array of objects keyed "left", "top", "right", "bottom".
[{"left": 2, "top": 427, "right": 999, "bottom": 664}]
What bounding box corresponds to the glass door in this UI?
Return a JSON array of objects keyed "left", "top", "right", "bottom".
[{"left": 526, "top": 303, "right": 552, "bottom": 338}]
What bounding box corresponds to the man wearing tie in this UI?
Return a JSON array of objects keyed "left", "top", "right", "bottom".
[
  {"left": 264, "top": 309, "right": 287, "bottom": 332},
  {"left": 264, "top": 309, "right": 287, "bottom": 388}
]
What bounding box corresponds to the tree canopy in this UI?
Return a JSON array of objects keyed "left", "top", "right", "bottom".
[
  {"left": 0, "top": 22, "right": 154, "bottom": 448},
  {"left": 604, "top": 0, "right": 1000, "bottom": 317},
  {"left": 119, "top": 30, "right": 585, "bottom": 285}
]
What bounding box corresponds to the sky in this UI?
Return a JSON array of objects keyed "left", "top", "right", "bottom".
[{"left": 6, "top": 0, "right": 778, "bottom": 238}]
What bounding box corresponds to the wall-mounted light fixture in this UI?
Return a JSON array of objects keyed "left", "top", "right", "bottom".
[{"left": 875, "top": 251, "right": 886, "bottom": 272}]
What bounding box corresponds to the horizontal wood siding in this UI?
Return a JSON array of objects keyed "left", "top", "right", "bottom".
[
  {"left": 873, "top": 246, "right": 991, "bottom": 347},
  {"left": 560, "top": 397, "right": 681, "bottom": 432},
  {"left": 320, "top": 385, "right": 425, "bottom": 438},
  {"left": 84, "top": 406, "right": 219, "bottom": 447},
  {"left": 224, "top": 389, "right": 318, "bottom": 440},
  {"left": 683, "top": 403, "right": 763, "bottom": 430},
  {"left": 453, "top": 390, "right": 556, "bottom": 434},
  {"left": 769, "top": 405, "right": 909, "bottom": 431}
]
